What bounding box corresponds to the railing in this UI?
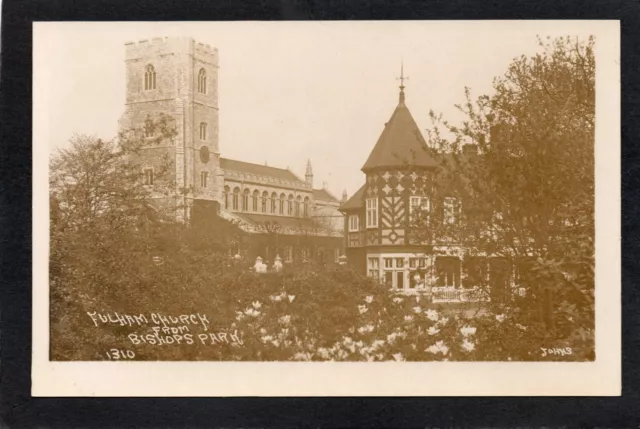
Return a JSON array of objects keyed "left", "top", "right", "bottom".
[{"left": 430, "top": 286, "right": 491, "bottom": 303}]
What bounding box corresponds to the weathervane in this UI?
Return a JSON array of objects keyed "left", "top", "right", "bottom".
[{"left": 396, "top": 61, "right": 409, "bottom": 102}]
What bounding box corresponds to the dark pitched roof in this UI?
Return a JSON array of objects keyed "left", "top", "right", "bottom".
[
  {"left": 313, "top": 188, "right": 338, "bottom": 202},
  {"left": 361, "top": 94, "right": 438, "bottom": 171},
  {"left": 220, "top": 158, "right": 304, "bottom": 183},
  {"left": 339, "top": 184, "right": 366, "bottom": 211},
  {"left": 232, "top": 213, "right": 339, "bottom": 235}
]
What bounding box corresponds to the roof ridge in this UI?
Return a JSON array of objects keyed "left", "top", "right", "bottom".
[{"left": 220, "top": 157, "right": 291, "bottom": 172}]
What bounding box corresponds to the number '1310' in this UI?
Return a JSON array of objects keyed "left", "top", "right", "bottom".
[{"left": 105, "top": 349, "right": 135, "bottom": 360}]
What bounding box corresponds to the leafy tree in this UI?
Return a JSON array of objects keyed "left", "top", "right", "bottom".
[{"left": 420, "top": 36, "right": 595, "bottom": 355}]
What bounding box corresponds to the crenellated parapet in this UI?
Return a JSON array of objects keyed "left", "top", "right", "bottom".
[{"left": 125, "top": 37, "right": 218, "bottom": 64}]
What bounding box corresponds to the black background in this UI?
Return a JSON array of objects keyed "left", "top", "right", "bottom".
[{"left": 1, "top": 0, "right": 638, "bottom": 427}]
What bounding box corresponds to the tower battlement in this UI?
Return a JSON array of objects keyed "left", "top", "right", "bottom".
[{"left": 125, "top": 37, "right": 217, "bottom": 62}]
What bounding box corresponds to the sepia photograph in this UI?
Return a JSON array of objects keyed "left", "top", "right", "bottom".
[{"left": 32, "top": 21, "right": 620, "bottom": 396}]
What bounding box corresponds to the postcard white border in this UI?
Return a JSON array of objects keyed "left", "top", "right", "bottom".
[{"left": 32, "top": 20, "right": 620, "bottom": 397}]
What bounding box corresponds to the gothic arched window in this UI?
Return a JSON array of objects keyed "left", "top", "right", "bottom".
[
  {"left": 144, "top": 65, "right": 156, "bottom": 90},
  {"left": 242, "top": 189, "right": 250, "bottom": 212},
  {"left": 198, "top": 68, "right": 207, "bottom": 94},
  {"left": 303, "top": 196, "right": 310, "bottom": 218},
  {"left": 223, "top": 186, "right": 230, "bottom": 210},
  {"left": 295, "top": 196, "right": 301, "bottom": 217},
  {"left": 288, "top": 194, "right": 294, "bottom": 216},
  {"left": 261, "top": 191, "right": 268, "bottom": 213},
  {"left": 271, "top": 192, "right": 277, "bottom": 213},
  {"left": 232, "top": 187, "right": 240, "bottom": 211},
  {"left": 252, "top": 190, "right": 259, "bottom": 212},
  {"left": 199, "top": 123, "right": 207, "bottom": 140},
  {"left": 279, "top": 193, "right": 285, "bottom": 214}
]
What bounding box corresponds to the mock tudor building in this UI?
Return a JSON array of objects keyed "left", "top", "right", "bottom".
[
  {"left": 118, "top": 37, "right": 344, "bottom": 264},
  {"left": 340, "top": 72, "right": 514, "bottom": 302}
]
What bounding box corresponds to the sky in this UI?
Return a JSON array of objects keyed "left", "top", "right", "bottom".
[{"left": 35, "top": 21, "right": 597, "bottom": 198}]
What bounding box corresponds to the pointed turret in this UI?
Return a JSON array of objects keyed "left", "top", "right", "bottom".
[
  {"left": 361, "top": 64, "right": 437, "bottom": 172},
  {"left": 305, "top": 159, "right": 313, "bottom": 187},
  {"left": 342, "top": 189, "right": 348, "bottom": 203}
]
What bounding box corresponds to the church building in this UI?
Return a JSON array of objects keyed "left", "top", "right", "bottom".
[{"left": 118, "top": 37, "right": 344, "bottom": 265}]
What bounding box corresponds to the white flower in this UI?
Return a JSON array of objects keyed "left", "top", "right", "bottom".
[
  {"left": 261, "top": 335, "right": 273, "bottom": 343},
  {"left": 412, "top": 306, "right": 422, "bottom": 314},
  {"left": 415, "top": 296, "right": 421, "bottom": 303},
  {"left": 365, "top": 295, "right": 374, "bottom": 304},
  {"left": 343, "top": 336, "right": 354, "bottom": 345},
  {"left": 495, "top": 314, "right": 505, "bottom": 323},
  {"left": 425, "top": 309, "right": 439, "bottom": 322},
  {"left": 259, "top": 328, "right": 267, "bottom": 334},
  {"left": 271, "top": 339, "right": 280, "bottom": 347},
  {"left": 252, "top": 301, "right": 262, "bottom": 309},
  {"left": 427, "top": 326, "right": 440, "bottom": 336},
  {"left": 460, "top": 326, "right": 477, "bottom": 337},
  {"left": 461, "top": 338, "right": 475, "bottom": 352},
  {"left": 387, "top": 332, "right": 398, "bottom": 344},
  {"left": 278, "top": 315, "right": 291, "bottom": 325},
  {"left": 317, "top": 348, "right": 330, "bottom": 359},
  {"left": 293, "top": 352, "right": 312, "bottom": 361},
  {"left": 269, "top": 295, "right": 282, "bottom": 302},
  {"left": 516, "top": 323, "right": 527, "bottom": 331},
  {"left": 358, "top": 305, "right": 369, "bottom": 315},
  {"left": 357, "top": 324, "right": 375, "bottom": 334},
  {"left": 244, "top": 308, "right": 260, "bottom": 317},
  {"left": 393, "top": 353, "right": 405, "bottom": 362},
  {"left": 438, "top": 317, "right": 449, "bottom": 326},
  {"left": 235, "top": 311, "right": 245, "bottom": 321},
  {"left": 404, "top": 315, "right": 414, "bottom": 322},
  {"left": 288, "top": 295, "right": 296, "bottom": 303},
  {"left": 425, "top": 340, "right": 449, "bottom": 355},
  {"left": 371, "top": 340, "right": 385, "bottom": 350},
  {"left": 392, "top": 297, "right": 404, "bottom": 304}
]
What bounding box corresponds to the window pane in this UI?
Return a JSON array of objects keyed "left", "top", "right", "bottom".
[
  {"left": 384, "top": 258, "right": 393, "bottom": 268},
  {"left": 384, "top": 271, "right": 393, "bottom": 287},
  {"left": 395, "top": 258, "right": 404, "bottom": 268},
  {"left": 396, "top": 272, "right": 404, "bottom": 289}
]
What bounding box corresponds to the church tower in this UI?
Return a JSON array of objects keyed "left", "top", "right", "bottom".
[{"left": 119, "top": 37, "right": 221, "bottom": 222}]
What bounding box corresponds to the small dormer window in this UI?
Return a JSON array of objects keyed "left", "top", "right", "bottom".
[
  {"left": 198, "top": 68, "right": 207, "bottom": 94},
  {"left": 144, "top": 65, "right": 156, "bottom": 90},
  {"left": 199, "top": 123, "right": 207, "bottom": 140}
]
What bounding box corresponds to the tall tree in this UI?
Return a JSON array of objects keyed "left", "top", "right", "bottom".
[{"left": 422, "top": 36, "right": 595, "bottom": 348}]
